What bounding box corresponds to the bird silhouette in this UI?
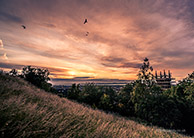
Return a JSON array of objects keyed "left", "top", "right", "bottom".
[
  {"left": 84, "top": 19, "right": 88, "bottom": 24},
  {"left": 86, "top": 32, "right": 89, "bottom": 36},
  {"left": 21, "top": 25, "right": 26, "bottom": 29}
]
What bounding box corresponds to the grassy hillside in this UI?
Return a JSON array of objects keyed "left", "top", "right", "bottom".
[{"left": 0, "top": 74, "right": 191, "bottom": 138}]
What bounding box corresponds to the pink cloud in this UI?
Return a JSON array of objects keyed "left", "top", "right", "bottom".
[{"left": 0, "top": 0, "right": 194, "bottom": 80}]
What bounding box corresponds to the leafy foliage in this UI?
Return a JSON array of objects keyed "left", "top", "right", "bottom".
[
  {"left": 116, "top": 83, "right": 134, "bottom": 116},
  {"left": 0, "top": 73, "right": 187, "bottom": 138},
  {"left": 3, "top": 59, "right": 194, "bottom": 135},
  {"left": 67, "top": 83, "right": 81, "bottom": 99},
  {"left": 138, "top": 57, "right": 154, "bottom": 86},
  {"left": 21, "top": 66, "right": 52, "bottom": 91},
  {"left": 64, "top": 58, "right": 194, "bottom": 135},
  {"left": 79, "top": 83, "right": 102, "bottom": 106},
  {"left": 7, "top": 66, "right": 53, "bottom": 92},
  {"left": 9, "top": 69, "right": 18, "bottom": 76}
]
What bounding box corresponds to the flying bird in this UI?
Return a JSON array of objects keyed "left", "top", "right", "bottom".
[
  {"left": 21, "top": 25, "right": 26, "bottom": 29},
  {"left": 86, "top": 32, "right": 89, "bottom": 36},
  {"left": 84, "top": 19, "right": 88, "bottom": 24}
]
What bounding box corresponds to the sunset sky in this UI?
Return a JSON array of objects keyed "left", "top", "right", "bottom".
[{"left": 1, "top": 0, "right": 194, "bottom": 83}]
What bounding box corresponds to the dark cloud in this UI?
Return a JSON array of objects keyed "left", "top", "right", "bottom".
[
  {"left": 51, "top": 77, "right": 132, "bottom": 86},
  {"left": 101, "top": 56, "right": 141, "bottom": 69},
  {"left": 123, "top": 71, "right": 137, "bottom": 74},
  {"left": 187, "top": 1, "right": 194, "bottom": 23},
  {"left": 0, "top": 11, "right": 23, "bottom": 23},
  {"left": 102, "top": 62, "right": 141, "bottom": 69},
  {"left": 0, "top": 62, "right": 24, "bottom": 69},
  {"left": 118, "top": 62, "right": 141, "bottom": 68},
  {"left": 101, "top": 63, "right": 117, "bottom": 68},
  {"left": 159, "top": 57, "right": 194, "bottom": 69},
  {"left": 39, "top": 23, "right": 56, "bottom": 28},
  {"left": 74, "top": 77, "right": 91, "bottom": 79},
  {"left": 100, "top": 56, "right": 127, "bottom": 68},
  {"left": 52, "top": 77, "right": 132, "bottom": 82},
  {"left": 0, "top": 62, "right": 70, "bottom": 75},
  {"left": 14, "top": 42, "right": 76, "bottom": 61},
  {"left": 101, "top": 56, "right": 126, "bottom": 63},
  {"left": 48, "top": 67, "right": 68, "bottom": 73},
  {"left": 1, "top": 0, "right": 194, "bottom": 80},
  {"left": 52, "top": 78, "right": 92, "bottom": 82}
]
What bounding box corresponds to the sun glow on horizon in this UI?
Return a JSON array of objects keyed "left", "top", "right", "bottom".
[{"left": 0, "top": 1, "right": 194, "bottom": 82}]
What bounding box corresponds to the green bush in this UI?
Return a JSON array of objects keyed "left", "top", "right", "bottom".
[
  {"left": 115, "top": 83, "right": 134, "bottom": 116},
  {"left": 67, "top": 84, "right": 81, "bottom": 100},
  {"left": 64, "top": 58, "right": 194, "bottom": 135},
  {"left": 135, "top": 95, "right": 182, "bottom": 128},
  {"left": 79, "top": 83, "right": 103, "bottom": 107},
  {"left": 21, "top": 66, "right": 50, "bottom": 88}
]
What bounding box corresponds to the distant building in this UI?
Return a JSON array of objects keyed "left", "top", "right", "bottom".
[
  {"left": 53, "top": 85, "right": 72, "bottom": 96},
  {"left": 155, "top": 70, "right": 175, "bottom": 89}
]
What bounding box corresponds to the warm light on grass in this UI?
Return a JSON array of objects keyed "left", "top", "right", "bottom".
[{"left": 0, "top": 74, "right": 190, "bottom": 138}]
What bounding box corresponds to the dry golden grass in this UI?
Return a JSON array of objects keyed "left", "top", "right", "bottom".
[{"left": 0, "top": 74, "right": 192, "bottom": 138}]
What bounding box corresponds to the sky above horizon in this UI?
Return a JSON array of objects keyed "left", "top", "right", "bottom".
[{"left": 1, "top": 0, "right": 194, "bottom": 82}]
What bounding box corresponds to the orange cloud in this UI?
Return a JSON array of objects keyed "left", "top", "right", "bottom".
[
  {"left": 0, "top": 0, "right": 194, "bottom": 81},
  {"left": 0, "top": 39, "right": 3, "bottom": 48},
  {"left": 0, "top": 53, "right": 8, "bottom": 60}
]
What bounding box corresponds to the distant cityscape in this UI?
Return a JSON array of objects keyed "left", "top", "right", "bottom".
[
  {"left": 51, "top": 78, "right": 133, "bottom": 86},
  {"left": 53, "top": 84, "right": 126, "bottom": 96},
  {"left": 53, "top": 70, "right": 178, "bottom": 94},
  {"left": 52, "top": 79, "right": 132, "bottom": 94}
]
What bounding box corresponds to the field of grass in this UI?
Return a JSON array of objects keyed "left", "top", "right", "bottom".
[{"left": 0, "top": 73, "right": 191, "bottom": 138}]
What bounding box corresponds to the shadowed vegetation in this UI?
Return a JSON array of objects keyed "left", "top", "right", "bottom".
[
  {"left": 64, "top": 58, "right": 194, "bottom": 136},
  {"left": 0, "top": 73, "right": 190, "bottom": 138}
]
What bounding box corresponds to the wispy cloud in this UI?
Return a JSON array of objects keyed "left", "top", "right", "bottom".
[
  {"left": 52, "top": 76, "right": 131, "bottom": 86},
  {"left": 0, "top": 11, "right": 23, "bottom": 23},
  {"left": 0, "top": 62, "right": 23, "bottom": 69},
  {"left": 0, "top": 39, "right": 8, "bottom": 61},
  {"left": 0, "top": 39, "right": 3, "bottom": 48},
  {"left": 0, "top": 53, "right": 8, "bottom": 60},
  {"left": 0, "top": 0, "right": 194, "bottom": 80}
]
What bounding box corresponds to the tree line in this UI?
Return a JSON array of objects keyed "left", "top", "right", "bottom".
[
  {"left": 7, "top": 66, "right": 54, "bottom": 92},
  {"left": 3, "top": 58, "right": 194, "bottom": 135},
  {"left": 65, "top": 58, "right": 194, "bottom": 135}
]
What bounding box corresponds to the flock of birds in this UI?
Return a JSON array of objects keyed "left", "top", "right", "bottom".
[
  {"left": 21, "top": 18, "right": 89, "bottom": 36},
  {"left": 83, "top": 19, "right": 89, "bottom": 36}
]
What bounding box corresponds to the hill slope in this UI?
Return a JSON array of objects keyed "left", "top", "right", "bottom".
[{"left": 0, "top": 74, "right": 190, "bottom": 138}]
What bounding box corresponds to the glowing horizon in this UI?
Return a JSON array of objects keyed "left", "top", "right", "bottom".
[{"left": 1, "top": 0, "right": 194, "bottom": 82}]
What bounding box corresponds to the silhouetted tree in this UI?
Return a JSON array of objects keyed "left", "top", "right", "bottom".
[
  {"left": 137, "top": 57, "right": 154, "bottom": 86},
  {"left": 9, "top": 69, "right": 18, "bottom": 76},
  {"left": 116, "top": 83, "right": 134, "bottom": 116},
  {"left": 79, "top": 83, "right": 103, "bottom": 107},
  {"left": 67, "top": 83, "right": 81, "bottom": 100},
  {"left": 0, "top": 69, "right": 3, "bottom": 75},
  {"left": 21, "top": 66, "right": 51, "bottom": 90}
]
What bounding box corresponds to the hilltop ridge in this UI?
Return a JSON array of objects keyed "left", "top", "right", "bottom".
[{"left": 0, "top": 74, "right": 190, "bottom": 138}]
